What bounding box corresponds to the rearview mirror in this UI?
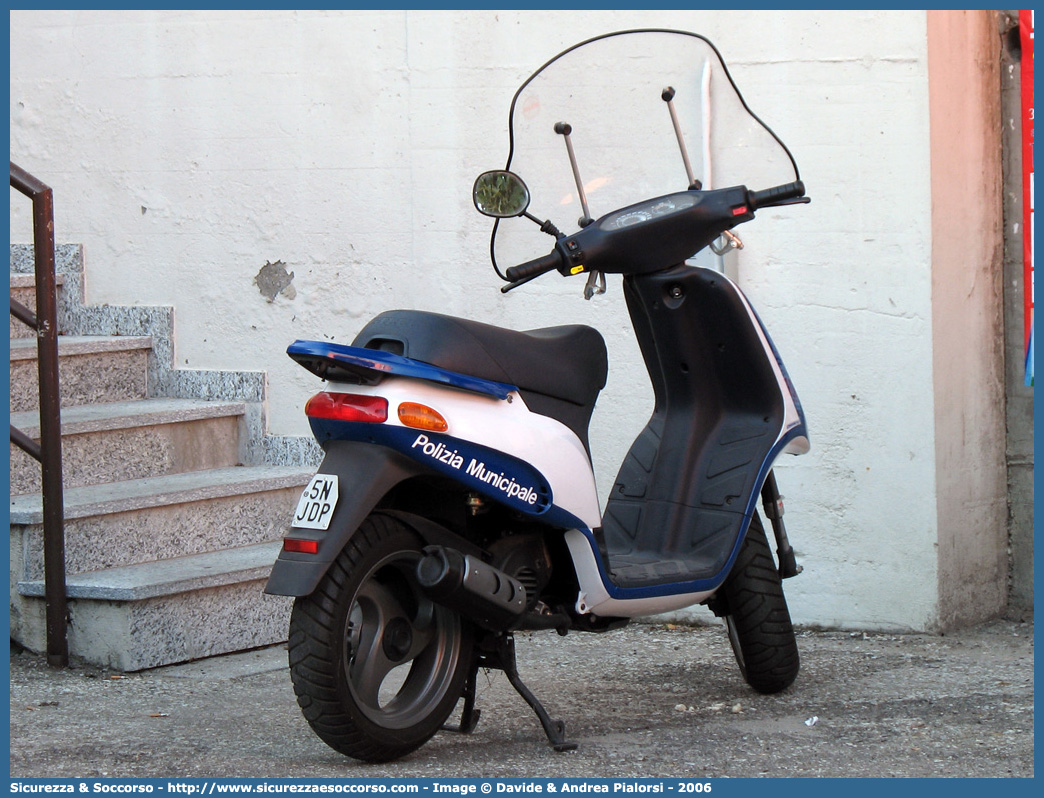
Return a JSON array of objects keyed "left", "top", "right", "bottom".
[{"left": 472, "top": 171, "right": 531, "bottom": 218}]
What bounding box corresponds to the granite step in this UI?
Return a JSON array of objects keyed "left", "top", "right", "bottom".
[
  {"left": 9, "top": 465, "right": 312, "bottom": 669},
  {"left": 10, "top": 272, "right": 67, "bottom": 339},
  {"left": 9, "top": 398, "right": 248, "bottom": 495},
  {"left": 15, "top": 541, "right": 293, "bottom": 671},
  {"left": 9, "top": 245, "right": 310, "bottom": 671},
  {"left": 9, "top": 465, "right": 314, "bottom": 580},
  {"left": 10, "top": 335, "right": 152, "bottom": 412}
]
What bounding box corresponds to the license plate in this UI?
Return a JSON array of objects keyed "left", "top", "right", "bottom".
[{"left": 292, "top": 474, "right": 339, "bottom": 530}]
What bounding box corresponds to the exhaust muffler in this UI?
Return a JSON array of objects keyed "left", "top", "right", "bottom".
[{"left": 416, "top": 545, "right": 527, "bottom": 631}]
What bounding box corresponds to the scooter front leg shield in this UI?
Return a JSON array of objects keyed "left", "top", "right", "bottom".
[{"left": 264, "top": 441, "right": 427, "bottom": 597}]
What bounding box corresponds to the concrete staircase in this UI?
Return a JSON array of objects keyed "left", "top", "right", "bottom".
[{"left": 9, "top": 245, "right": 320, "bottom": 671}]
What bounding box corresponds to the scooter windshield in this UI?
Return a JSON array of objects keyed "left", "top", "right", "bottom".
[{"left": 491, "top": 29, "right": 800, "bottom": 273}]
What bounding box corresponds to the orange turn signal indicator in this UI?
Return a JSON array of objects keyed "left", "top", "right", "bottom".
[{"left": 397, "top": 402, "right": 449, "bottom": 432}]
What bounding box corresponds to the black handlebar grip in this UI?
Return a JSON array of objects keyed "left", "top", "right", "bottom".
[
  {"left": 505, "top": 250, "right": 564, "bottom": 282},
  {"left": 747, "top": 180, "right": 806, "bottom": 209}
]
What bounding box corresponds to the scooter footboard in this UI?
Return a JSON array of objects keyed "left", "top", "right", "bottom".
[{"left": 601, "top": 265, "right": 793, "bottom": 589}]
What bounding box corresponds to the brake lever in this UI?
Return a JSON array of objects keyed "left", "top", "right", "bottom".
[
  {"left": 500, "top": 273, "right": 543, "bottom": 294},
  {"left": 583, "top": 270, "right": 606, "bottom": 300},
  {"left": 761, "top": 196, "right": 811, "bottom": 208},
  {"left": 711, "top": 230, "right": 744, "bottom": 256}
]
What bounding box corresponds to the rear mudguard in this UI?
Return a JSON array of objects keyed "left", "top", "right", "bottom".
[{"left": 264, "top": 440, "right": 481, "bottom": 597}]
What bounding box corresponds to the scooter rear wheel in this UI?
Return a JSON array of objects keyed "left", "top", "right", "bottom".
[
  {"left": 719, "top": 513, "right": 799, "bottom": 694},
  {"left": 287, "top": 513, "right": 473, "bottom": 762}
]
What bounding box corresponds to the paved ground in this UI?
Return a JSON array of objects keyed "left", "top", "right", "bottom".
[{"left": 8, "top": 618, "right": 1034, "bottom": 779}]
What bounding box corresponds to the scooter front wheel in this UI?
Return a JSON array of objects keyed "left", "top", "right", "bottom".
[
  {"left": 287, "top": 513, "right": 473, "bottom": 762},
  {"left": 719, "top": 512, "right": 799, "bottom": 694}
]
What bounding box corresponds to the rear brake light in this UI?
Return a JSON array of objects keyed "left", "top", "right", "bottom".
[
  {"left": 305, "top": 392, "right": 388, "bottom": 423},
  {"left": 283, "top": 538, "right": 320, "bottom": 554}
]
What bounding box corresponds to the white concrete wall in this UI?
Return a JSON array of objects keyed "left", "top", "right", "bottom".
[{"left": 11, "top": 10, "right": 950, "bottom": 630}]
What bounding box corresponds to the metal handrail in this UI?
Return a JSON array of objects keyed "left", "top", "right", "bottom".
[{"left": 10, "top": 161, "right": 68, "bottom": 667}]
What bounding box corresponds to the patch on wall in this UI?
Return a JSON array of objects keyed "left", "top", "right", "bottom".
[{"left": 254, "top": 260, "right": 297, "bottom": 302}]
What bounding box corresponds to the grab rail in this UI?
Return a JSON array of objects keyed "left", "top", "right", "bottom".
[{"left": 10, "top": 161, "right": 68, "bottom": 667}]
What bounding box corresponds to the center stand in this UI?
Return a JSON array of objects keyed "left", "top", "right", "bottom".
[{"left": 442, "top": 633, "right": 578, "bottom": 752}]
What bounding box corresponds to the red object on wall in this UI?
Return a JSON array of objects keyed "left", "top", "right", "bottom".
[{"left": 1020, "top": 10, "right": 1034, "bottom": 383}]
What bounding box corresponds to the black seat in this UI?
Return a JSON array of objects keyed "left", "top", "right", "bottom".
[{"left": 353, "top": 310, "right": 608, "bottom": 451}]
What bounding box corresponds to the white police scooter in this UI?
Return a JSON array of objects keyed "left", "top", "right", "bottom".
[{"left": 266, "top": 28, "right": 810, "bottom": 762}]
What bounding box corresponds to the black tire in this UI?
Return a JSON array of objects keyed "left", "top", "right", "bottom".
[
  {"left": 288, "top": 513, "right": 473, "bottom": 762},
  {"left": 719, "top": 512, "right": 799, "bottom": 694}
]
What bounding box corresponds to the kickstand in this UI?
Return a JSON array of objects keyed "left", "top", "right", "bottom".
[
  {"left": 442, "top": 661, "right": 481, "bottom": 734},
  {"left": 491, "top": 635, "right": 578, "bottom": 752}
]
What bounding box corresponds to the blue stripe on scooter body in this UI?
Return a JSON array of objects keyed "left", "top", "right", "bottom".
[
  {"left": 308, "top": 420, "right": 558, "bottom": 517},
  {"left": 306, "top": 423, "right": 800, "bottom": 601}
]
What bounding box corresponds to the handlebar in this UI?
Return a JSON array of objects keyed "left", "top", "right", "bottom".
[
  {"left": 747, "top": 180, "right": 806, "bottom": 210},
  {"left": 500, "top": 181, "right": 808, "bottom": 290},
  {"left": 505, "top": 250, "right": 564, "bottom": 282}
]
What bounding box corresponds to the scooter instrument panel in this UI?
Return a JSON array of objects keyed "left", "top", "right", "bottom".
[{"left": 601, "top": 193, "right": 698, "bottom": 231}]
